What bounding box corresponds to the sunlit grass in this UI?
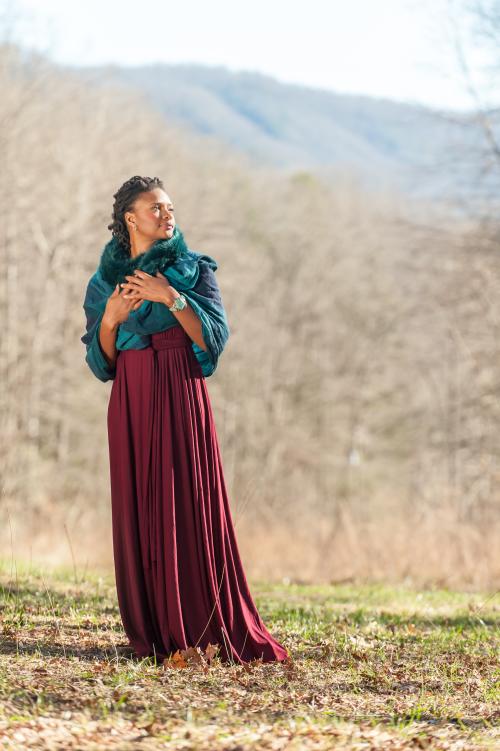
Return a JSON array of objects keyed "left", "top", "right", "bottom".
[{"left": 0, "top": 559, "right": 498, "bottom": 749}]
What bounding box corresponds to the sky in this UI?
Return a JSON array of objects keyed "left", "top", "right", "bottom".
[{"left": 4, "top": 0, "right": 498, "bottom": 112}]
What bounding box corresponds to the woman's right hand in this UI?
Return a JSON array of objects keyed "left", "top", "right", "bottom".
[{"left": 103, "top": 283, "right": 144, "bottom": 328}]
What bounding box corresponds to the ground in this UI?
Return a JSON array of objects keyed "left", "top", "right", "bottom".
[{"left": 0, "top": 559, "right": 498, "bottom": 750}]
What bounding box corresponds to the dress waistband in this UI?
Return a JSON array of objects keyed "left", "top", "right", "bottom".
[{"left": 150, "top": 325, "right": 192, "bottom": 351}]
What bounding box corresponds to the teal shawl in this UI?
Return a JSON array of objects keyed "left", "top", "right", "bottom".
[{"left": 81, "top": 226, "right": 230, "bottom": 382}]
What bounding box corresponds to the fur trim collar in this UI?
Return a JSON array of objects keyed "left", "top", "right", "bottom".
[{"left": 98, "top": 225, "right": 188, "bottom": 287}]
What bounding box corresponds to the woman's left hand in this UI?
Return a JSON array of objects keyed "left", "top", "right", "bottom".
[{"left": 120, "top": 270, "right": 176, "bottom": 306}]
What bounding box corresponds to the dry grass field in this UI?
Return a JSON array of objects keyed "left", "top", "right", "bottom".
[{"left": 0, "top": 560, "right": 498, "bottom": 750}]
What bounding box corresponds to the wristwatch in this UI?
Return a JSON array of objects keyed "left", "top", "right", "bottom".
[{"left": 168, "top": 293, "right": 187, "bottom": 312}]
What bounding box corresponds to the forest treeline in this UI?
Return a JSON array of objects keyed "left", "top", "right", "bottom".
[{"left": 0, "top": 43, "right": 499, "bottom": 588}]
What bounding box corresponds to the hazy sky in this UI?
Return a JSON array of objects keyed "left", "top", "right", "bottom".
[{"left": 7, "top": 0, "right": 497, "bottom": 112}]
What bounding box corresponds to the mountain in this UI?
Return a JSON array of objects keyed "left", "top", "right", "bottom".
[{"left": 71, "top": 62, "right": 497, "bottom": 207}]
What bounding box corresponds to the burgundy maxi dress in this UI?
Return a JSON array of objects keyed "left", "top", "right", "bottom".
[{"left": 106, "top": 322, "right": 289, "bottom": 665}]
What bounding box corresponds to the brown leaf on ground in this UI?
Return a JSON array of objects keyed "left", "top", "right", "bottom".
[{"left": 163, "top": 649, "right": 188, "bottom": 669}]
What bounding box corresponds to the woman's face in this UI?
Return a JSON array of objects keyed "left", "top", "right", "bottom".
[{"left": 126, "top": 187, "right": 176, "bottom": 241}]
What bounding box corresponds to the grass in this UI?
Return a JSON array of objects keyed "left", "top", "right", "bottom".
[{"left": 0, "top": 558, "right": 498, "bottom": 749}]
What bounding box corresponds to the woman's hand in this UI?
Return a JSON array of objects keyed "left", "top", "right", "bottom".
[
  {"left": 120, "top": 270, "right": 176, "bottom": 306},
  {"left": 102, "top": 284, "right": 144, "bottom": 328}
]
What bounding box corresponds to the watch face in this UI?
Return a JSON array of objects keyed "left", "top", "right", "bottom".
[{"left": 172, "top": 295, "right": 186, "bottom": 311}]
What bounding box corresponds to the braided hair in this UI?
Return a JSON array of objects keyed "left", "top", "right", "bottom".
[{"left": 107, "top": 175, "right": 164, "bottom": 253}]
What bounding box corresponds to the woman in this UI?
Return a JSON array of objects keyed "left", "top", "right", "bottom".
[{"left": 81, "top": 175, "right": 289, "bottom": 665}]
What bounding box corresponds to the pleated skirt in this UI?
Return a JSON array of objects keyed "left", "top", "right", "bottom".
[{"left": 106, "top": 323, "right": 289, "bottom": 665}]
